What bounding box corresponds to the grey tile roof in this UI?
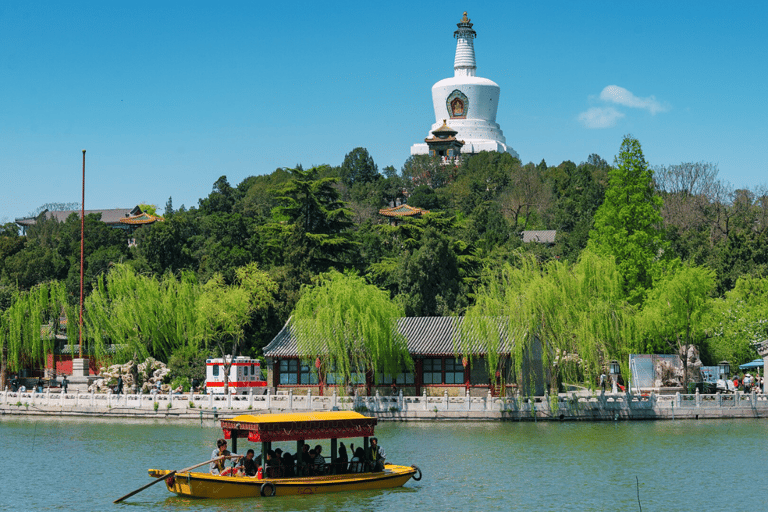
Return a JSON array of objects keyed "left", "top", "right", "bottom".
[
  {"left": 15, "top": 207, "right": 141, "bottom": 227},
  {"left": 263, "top": 316, "right": 512, "bottom": 358},
  {"left": 521, "top": 230, "right": 556, "bottom": 244}
]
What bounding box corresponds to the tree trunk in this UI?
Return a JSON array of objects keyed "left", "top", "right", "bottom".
[{"left": 1, "top": 338, "right": 7, "bottom": 390}]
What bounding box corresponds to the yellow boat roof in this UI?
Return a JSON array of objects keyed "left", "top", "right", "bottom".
[
  {"left": 221, "top": 411, "right": 377, "bottom": 442},
  {"left": 224, "top": 411, "right": 370, "bottom": 424}
]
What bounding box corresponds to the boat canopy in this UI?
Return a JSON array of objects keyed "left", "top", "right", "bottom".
[{"left": 220, "top": 411, "right": 377, "bottom": 443}]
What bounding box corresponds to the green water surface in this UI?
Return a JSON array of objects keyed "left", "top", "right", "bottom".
[{"left": 0, "top": 416, "right": 764, "bottom": 511}]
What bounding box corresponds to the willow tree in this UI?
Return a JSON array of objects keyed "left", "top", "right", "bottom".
[
  {"left": 85, "top": 264, "right": 202, "bottom": 365},
  {"left": 640, "top": 263, "right": 715, "bottom": 387},
  {"left": 460, "top": 250, "right": 639, "bottom": 393},
  {"left": 292, "top": 271, "right": 411, "bottom": 389},
  {"left": 1, "top": 281, "right": 73, "bottom": 376},
  {"left": 196, "top": 262, "right": 277, "bottom": 393}
]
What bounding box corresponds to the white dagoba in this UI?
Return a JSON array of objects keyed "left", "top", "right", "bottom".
[{"left": 411, "top": 12, "right": 518, "bottom": 159}]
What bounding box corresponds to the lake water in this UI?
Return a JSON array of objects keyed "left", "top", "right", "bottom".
[{"left": 1, "top": 416, "right": 766, "bottom": 511}]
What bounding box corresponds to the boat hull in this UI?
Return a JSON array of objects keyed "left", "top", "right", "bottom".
[{"left": 148, "top": 464, "right": 417, "bottom": 499}]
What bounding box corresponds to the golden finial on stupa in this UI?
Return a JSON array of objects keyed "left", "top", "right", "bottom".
[{"left": 460, "top": 12, "right": 470, "bottom": 23}]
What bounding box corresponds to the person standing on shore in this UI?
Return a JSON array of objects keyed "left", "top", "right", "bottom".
[
  {"left": 62, "top": 375, "right": 68, "bottom": 394},
  {"left": 599, "top": 371, "right": 607, "bottom": 392},
  {"left": 116, "top": 375, "right": 124, "bottom": 395}
]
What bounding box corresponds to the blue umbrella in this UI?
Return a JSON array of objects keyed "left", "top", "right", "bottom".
[{"left": 739, "top": 359, "right": 764, "bottom": 370}]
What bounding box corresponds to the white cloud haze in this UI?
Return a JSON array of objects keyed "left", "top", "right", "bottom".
[
  {"left": 599, "top": 85, "right": 669, "bottom": 114},
  {"left": 579, "top": 85, "right": 669, "bottom": 128},
  {"left": 578, "top": 107, "right": 625, "bottom": 129}
]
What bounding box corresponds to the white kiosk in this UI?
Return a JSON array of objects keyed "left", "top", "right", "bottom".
[{"left": 205, "top": 356, "right": 266, "bottom": 395}]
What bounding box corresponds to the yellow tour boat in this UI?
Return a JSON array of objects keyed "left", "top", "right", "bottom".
[{"left": 147, "top": 411, "right": 421, "bottom": 499}]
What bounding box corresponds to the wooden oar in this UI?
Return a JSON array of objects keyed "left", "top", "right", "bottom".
[{"left": 113, "top": 455, "right": 238, "bottom": 503}]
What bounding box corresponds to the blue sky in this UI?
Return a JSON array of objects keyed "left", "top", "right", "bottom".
[{"left": 2, "top": 1, "right": 767, "bottom": 223}]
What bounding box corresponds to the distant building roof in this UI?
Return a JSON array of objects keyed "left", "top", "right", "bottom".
[
  {"left": 263, "top": 316, "right": 511, "bottom": 358},
  {"left": 119, "top": 212, "right": 164, "bottom": 225},
  {"left": 15, "top": 206, "right": 142, "bottom": 227},
  {"left": 521, "top": 230, "right": 556, "bottom": 244},
  {"left": 378, "top": 204, "right": 430, "bottom": 218}
]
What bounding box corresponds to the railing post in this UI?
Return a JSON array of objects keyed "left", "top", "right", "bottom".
[
  {"left": 332, "top": 390, "right": 337, "bottom": 410},
  {"left": 466, "top": 389, "right": 471, "bottom": 411},
  {"left": 226, "top": 391, "right": 232, "bottom": 409},
  {"left": 375, "top": 390, "right": 380, "bottom": 412},
  {"left": 717, "top": 392, "right": 722, "bottom": 407},
  {"left": 675, "top": 391, "right": 681, "bottom": 408},
  {"left": 422, "top": 389, "right": 428, "bottom": 411},
  {"left": 266, "top": 390, "right": 271, "bottom": 410},
  {"left": 248, "top": 389, "right": 254, "bottom": 408},
  {"left": 209, "top": 392, "right": 214, "bottom": 409},
  {"left": 169, "top": 390, "right": 174, "bottom": 408},
  {"left": 752, "top": 390, "right": 757, "bottom": 407},
  {"left": 46, "top": 388, "right": 50, "bottom": 406},
  {"left": 695, "top": 388, "right": 700, "bottom": 407},
  {"left": 443, "top": 390, "right": 449, "bottom": 411},
  {"left": 289, "top": 389, "right": 294, "bottom": 410},
  {"left": 486, "top": 388, "right": 492, "bottom": 411},
  {"left": 399, "top": 390, "right": 404, "bottom": 411},
  {"left": 307, "top": 388, "right": 312, "bottom": 410}
]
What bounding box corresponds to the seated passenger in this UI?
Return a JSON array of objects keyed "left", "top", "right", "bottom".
[
  {"left": 282, "top": 452, "right": 296, "bottom": 477},
  {"left": 238, "top": 449, "right": 259, "bottom": 477},
  {"left": 349, "top": 447, "right": 365, "bottom": 473},
  {"left": 313, "top": 445, "right": 326, "bottom": 474},
  {"left": 266, "top": 450, "right": 280, "bottom": 478},
  {"left": 337, "top": 442, "right": 349, "bottom": 474},
  {"left": 367, "top": 437, "right": 386, "bottom": 472}
]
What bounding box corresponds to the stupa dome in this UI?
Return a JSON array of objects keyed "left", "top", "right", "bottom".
[{"left": 411, "top": 12, "right": 518, "bottom": 159}]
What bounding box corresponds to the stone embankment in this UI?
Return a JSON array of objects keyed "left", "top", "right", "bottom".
[{"left": 2, "top": 388, "right": 768, "bottom": 421}]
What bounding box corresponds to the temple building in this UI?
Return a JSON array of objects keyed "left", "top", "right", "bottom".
[{"left": 411, "top": 12, "right": 518, "bottom": 159}]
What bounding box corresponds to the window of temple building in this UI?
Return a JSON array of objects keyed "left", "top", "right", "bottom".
[
  {"left": 445, "top": 358, "right": 464, "bottom": 384},
  {"left": 299, "top": 362, "right": 318, "bottom": 385},
  {"left": 423, "top": 358, "right": 443, "bottom": 384},
  {"left": 279, "top": 359, "right": 298, "bottom": 385},
  {"left": 377, "top": 370, "right": 415, "bottom": 385},
  {"left": 212, "top": 365, "right": 219, "bottom": 377}
]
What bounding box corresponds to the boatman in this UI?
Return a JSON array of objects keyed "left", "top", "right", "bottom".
[
  {"left": 368, "top": 437, "right": 386, "bottom": 472},
  {"left": 210, "top": 439, "right": 240, "bottom": 475}
]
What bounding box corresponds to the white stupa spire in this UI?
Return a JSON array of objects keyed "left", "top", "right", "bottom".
[{"left": 453, "top": 12, "right": 477, "bottom": 77}]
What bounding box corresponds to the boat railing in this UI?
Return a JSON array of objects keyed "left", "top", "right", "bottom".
[{"left": 3, "top": 386, "right": 768, "bottom": 415}]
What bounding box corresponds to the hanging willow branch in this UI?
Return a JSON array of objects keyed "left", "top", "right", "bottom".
[
  {"left": 2, "top": 281, "right": 71, "bottom": 373},
  {"left": 292, "top": 271, "right": 411, "bottom": 385},
  {"left": 461, "top": 250, "right": 640, "bottom": 393}
]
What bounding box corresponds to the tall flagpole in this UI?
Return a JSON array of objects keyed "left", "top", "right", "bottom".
[{"left": 79, "top": 149, "right": 85, "bottom": 359}]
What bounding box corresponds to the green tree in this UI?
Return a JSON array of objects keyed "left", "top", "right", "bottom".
[
  {"left": 461, "top": 250, "right": 638, "bottom": 392},
  {"left": 340, "top": 147, "right": 379, "bottom": 187},
  {"left": 196, "top": 263, "right": 277, "bottom": 393},
  {"left": 292, "top": 271, "right": 411, "bottom": 387},
  {"left": 589, "top": 136, "right": 665, "bottom": 303},
  {"left": 1, "top": 281, "right": 73, "bottom": 378},
  {"left": 640, "top": 263, "right": 716, "bottom": 387},
  {"left": 702, "top": 275, "right": 768, "bottom": 366},
  {"left": 276, "top": 167, "right": 356, "bottom": 276},
  {"left": 86, "top": 264, "right": 202, "bottom": 365}
]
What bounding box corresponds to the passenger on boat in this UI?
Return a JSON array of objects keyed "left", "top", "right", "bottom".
[
  {"left": 238, "top": 449, "right": 259, "bottom": 477},
  {"left": 282, "top": 452, "right": 296, "bottom": 477},
  {"left": 266, "top": 450, "right": 280, "bottom": 477},
  {"left": 367, "top": 437, "right": 386, "bottom": 472},
  {"left": 300, "top": 444, "right": 312, "bottom": 475},
  {"left": 349, "top": 447, "right": 365, "bottom": 473},
  {"left": 210, "top": 439, "right": 240, "bottom": 475},
  {"left": 337, "top": 442, "right": 349, "bottom": 474}
]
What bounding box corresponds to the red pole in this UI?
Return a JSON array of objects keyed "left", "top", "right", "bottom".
[{"left": 79, "top": 149, "right": 85, "bottom": 359}]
